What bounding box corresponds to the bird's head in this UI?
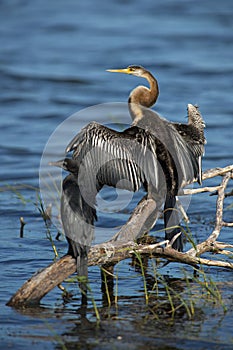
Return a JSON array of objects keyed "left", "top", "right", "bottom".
[
  {"left": 107, "top": 65, "right": 146, "bottom": 77},
  {"left": 49, "top": 158, "right": 79, "bottom": 173}
]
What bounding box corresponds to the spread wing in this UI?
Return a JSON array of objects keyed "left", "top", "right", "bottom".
[
  {"left": 66, "top": 122, "right": 161, "bottom": 193},
  {"left": 65, "top": 106, "right": 205, "bottom": 200}
]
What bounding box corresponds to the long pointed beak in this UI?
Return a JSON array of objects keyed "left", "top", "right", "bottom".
[
  {"left": 106, "top": 68, "right": 131, "bottom": 74},
  {"left": 49, "top": 160, "right": 64, "bottom": 168}
]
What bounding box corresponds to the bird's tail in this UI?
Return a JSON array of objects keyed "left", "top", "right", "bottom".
[
  {"left": 67, "top": 239, "right": 90, "bottom": 298},
  {"left": 164, "top": 195, "right": 183, "bottom": 251},
  {"left": 76, "top": 248, "right": 89, "bottom": 300},
  {"left": 187, "top": 104, "right": 205, "bottom": 132}
]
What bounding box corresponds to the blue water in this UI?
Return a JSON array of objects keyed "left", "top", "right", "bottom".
[{"left": 1, "top": 0, "right": 233, "bottom": 349}]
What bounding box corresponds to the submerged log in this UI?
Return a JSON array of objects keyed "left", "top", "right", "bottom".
[
  {"left": 7, "top": 255, "right": 76, "bottom": 306},
  {"left": 7, "top": 165, "right": 233, "bottom": 307}
]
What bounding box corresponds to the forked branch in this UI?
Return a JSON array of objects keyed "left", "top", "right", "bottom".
[{"left": 7, "top": 164, "right": 233, "bottom": 307}]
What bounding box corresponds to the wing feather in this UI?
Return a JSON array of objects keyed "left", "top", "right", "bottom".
[{"left": 66, "top": 122, "right": 160, "bottom": 192}]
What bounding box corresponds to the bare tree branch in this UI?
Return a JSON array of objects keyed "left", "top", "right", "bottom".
[
  {"left": 6, "top": 164, "right": 233, "bottom": 307},
  {"left": 187, "top": 172, "right": 232, "bottom": 257},
  {"left": 202, "top": 165, "right": 233, "bottom": 180}
]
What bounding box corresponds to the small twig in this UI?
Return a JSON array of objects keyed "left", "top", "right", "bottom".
[
  {"left": 202, "top": 165, "right": 233, "bottom": 180},
  {"left": 225, "top": 189, "right": 233, "bottom": 197},
  {"left": 208, "top": 173, "right": 231, "bottom": 240},
  {"left": 168, "top": 231, "right": 182, "bottom": 248},
  {"left": 128, "top": 240, "right": 168, "bottom": 254},
  {"left": 222, "top": 222, "right": 233, "bottom": 227},
  {"left": 187, "top": 172, "right": 231, "bottom": 257},
  {"left": 183, "top": 186, "right": 222, "bottom": 195},
  {"left": 216, "top": 250, "right": 233, "bottom": 256},
  {"left": 214, "top": 241, "right": 233, "bottom": 249},
  {"left": 176, "top": 198, "right": 189, "bottom": 222},
  {"left": 19, "top": 217, "right": 26, "bottom": 238},
  {"left": 196, "top": 257, "right": 233, "bottom": 269}
]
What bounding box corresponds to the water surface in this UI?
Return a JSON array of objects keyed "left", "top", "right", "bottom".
[{"left": 0, "top": 0, "right": 233, "bottom": 349}]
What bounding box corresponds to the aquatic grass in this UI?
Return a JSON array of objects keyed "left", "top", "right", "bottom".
[
  {"left": 86, "top": 282, "right": 100, "bottom": 321},
  {"left": 37, "top": 194, "right": 59, "bottom": 259},
  {"left": 60, "top": 273, "right": 101, "bottom": 320},
  {"left": 131, "top": 248, "right": 195, "bottom": 319},
  {"left": 162, "top": 279, "right": 176, "bottom": 318},
  {"left": 129, "top": 244, "right": 199, "bottom": 320},
  {"left": 2, "top": 184, "right": 62, "bottom": 248},
  {"left": 1, "top": 184, "right": 39, "bottom": 205},
  {"left": 40, "top": 170, "right": 62, "bottom": 215},
  {"left": 193, "top": 267, "right": 227, "bottom": 312},
  {"left": 2, "top": 182, "right": 58, "bottom": 233},
  {"left": 181, "top": 222, "right": 197, "bottom": 250},
  {"left": 5, "top": 183, "right": 228, "bottom": 323},
  {"left": 182, "top": 229, "right": 227, "bottom": 312},
  {"left": 150, "top": 260, "right": 159, "bottom": 299},
  {"left": 44, "top": 322, "right": 68, "bottom": 350},
  {"left": 146, "top": 245, "right": 226, "bottom": 321},
  {"left": 150, "top": 222, "right": 195, "bottom": 250},
  {"left": 149, "top": 267, "right": 195, "bottom": 320},
  {"left": 101, "top": 266, "right": 114, "bottom": 307},
  {"left": 114, "top": 267, "right": 119, "bottom": 307},
  {"left": 36, "top": 191, "right": 75, "bottom": 304},
  {"left": 133, "top": 250, "right": 149, "bottom": 305},
  {"left": 8, "top": 188, "right": 31, "bottom": 205},
  {"left": 183, "top": 270, "right": 195, "bottom": 316}
]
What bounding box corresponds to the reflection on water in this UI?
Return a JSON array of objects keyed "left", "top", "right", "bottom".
[{"left": 0, "top": 0, "right": 233, "bottom": 348}]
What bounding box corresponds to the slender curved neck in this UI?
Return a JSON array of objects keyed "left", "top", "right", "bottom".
[{"left": 128, "top": 71, "right": 159, "bottom": 123}]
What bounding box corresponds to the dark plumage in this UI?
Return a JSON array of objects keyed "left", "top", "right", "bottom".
[{"left": 52, "top": 65, "right": 206, "bottom": 294}]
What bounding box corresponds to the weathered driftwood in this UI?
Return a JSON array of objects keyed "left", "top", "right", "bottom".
[{"left": 7, "top": 165, "right": 233, "bottom": 307}]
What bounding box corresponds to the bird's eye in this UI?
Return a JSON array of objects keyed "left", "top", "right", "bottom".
[{"left": 128, "top": 66, "right": 135, "bottom": 72}]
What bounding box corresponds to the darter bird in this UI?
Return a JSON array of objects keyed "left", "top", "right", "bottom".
[{"left": 52, "top": 65, "right": 206, "bottom": 296}]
